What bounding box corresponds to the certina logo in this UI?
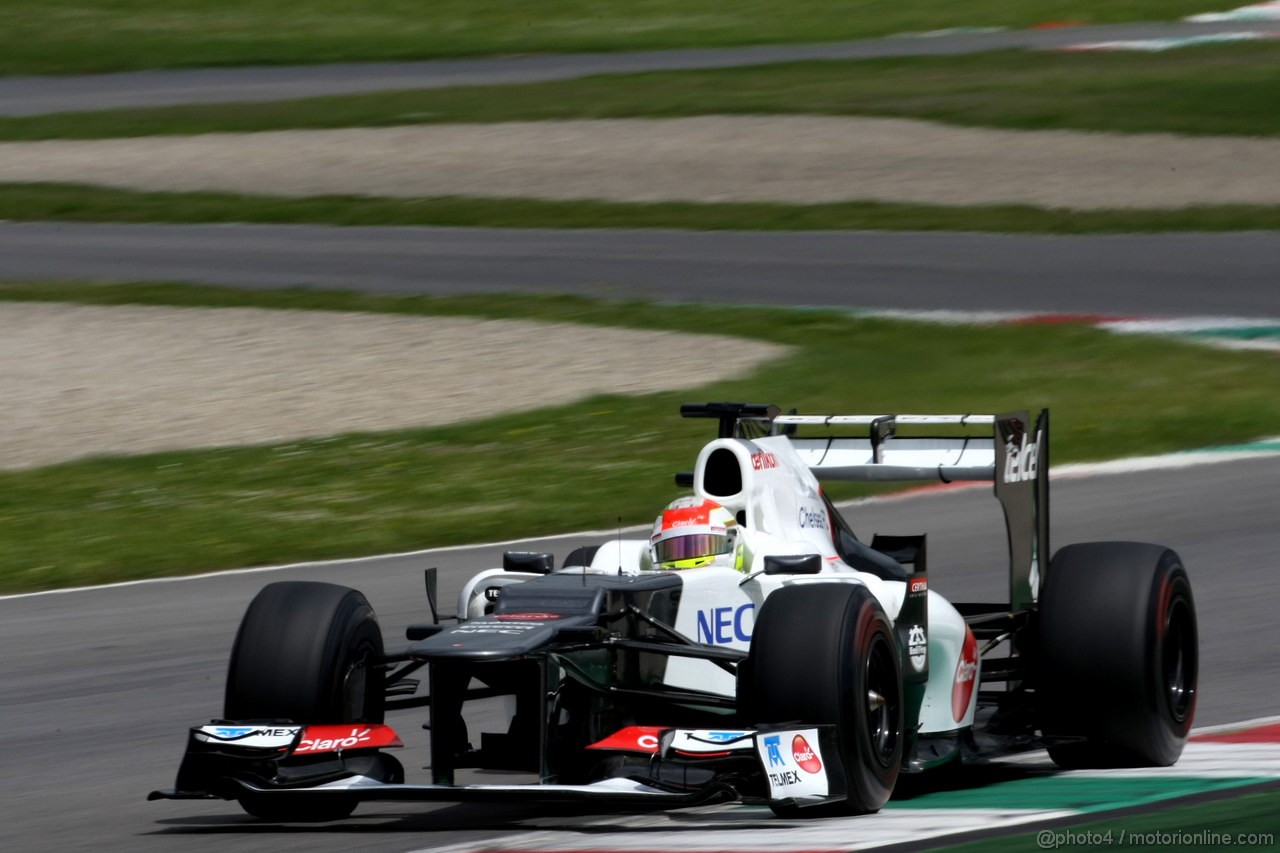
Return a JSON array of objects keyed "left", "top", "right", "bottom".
[
  {"left": 908, "top": 624, "right": 927, "bottom": 673},
  {"left": 763, "top": 735, "right": 785, "bottom": 767},
  {"left": 909, "top": 578, "right": 928, "bottom": 594},
  {"left": 696, "top": 603, "right": 754, "bottom": 644},
  {"left": 797, "top": 506, "right": 826, "bottom": 529},
  {"left": 751, "top": 451, "right": 779, "bottom": 470},
  {"left": 792, "top": 734, "right": 822, "bottom": 774},
  {"left": 1003, "top": 429, "right": 1042, "bottom": 484}
]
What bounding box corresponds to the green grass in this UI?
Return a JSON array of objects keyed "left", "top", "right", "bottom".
[
  {"left": 1, "top": 280, "right": 1277, "bottom": 594},
  {"left": 934, "top": 787, "right": 1280, "bottom": 853},
  {"left": 6, "top": 183, "right": 1280, "bottom": 234},
  {"left": 0, "top": 1, "right": 1221, "bottom": 76},
  {"left": 6, "top": 45, "right": 1280, "bottom": 140}
]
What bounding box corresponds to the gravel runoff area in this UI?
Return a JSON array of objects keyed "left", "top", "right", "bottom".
[
  {"left": 0, "top": 303, "right": 787, "bottom": 470},
  {"left": 3, "top": 116, "right": 1280, "bottom": 209}
]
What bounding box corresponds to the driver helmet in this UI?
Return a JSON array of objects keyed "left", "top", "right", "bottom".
[{"left": 650, "top": 496, "right": 741, "bottom": 570}]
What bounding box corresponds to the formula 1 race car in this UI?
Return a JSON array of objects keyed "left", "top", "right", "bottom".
[{"left": 151, "top": 403, "right": 1198, "bottom": 821}]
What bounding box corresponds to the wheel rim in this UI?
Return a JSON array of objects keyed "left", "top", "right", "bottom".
[
  {"left": 864, "top": 631, "right": 900, "bottom": 767},
  {"left": 1162, "top": 593, "right": 1196, "bottom": 723}
]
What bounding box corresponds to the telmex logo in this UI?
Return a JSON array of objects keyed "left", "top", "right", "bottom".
[
  {"left": 212, "top": 726, "right": 254, "bottom": 738},
  {"left": 701, "top": 731, "right": 751, "bottom": 742},
  {"left": 210, "top": 726, "right": 295, "bottom": 740},
  {"left": 763, "top": 735, "right": 785, "bottom": 767},
  {"left": 792, "top": 734, "right": 822, "bottom": 774}
]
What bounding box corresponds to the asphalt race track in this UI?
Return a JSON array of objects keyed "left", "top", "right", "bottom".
[
  {"left": 3, "top": 20, "right": 1280, "bottom": 116},
  {"left": 2, "top": 457, "right": 1278, "bottom": 853},
  {"left": 4, "top": 222, "right": 1280, "bottom": 317}
]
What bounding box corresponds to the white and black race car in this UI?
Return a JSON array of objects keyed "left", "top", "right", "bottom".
[{"left": 151, "top": 403, "right": 1198, "bottom": 821}]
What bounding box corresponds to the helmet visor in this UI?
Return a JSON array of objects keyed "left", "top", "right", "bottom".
[{"left": 654, "top": 533, "right": 732, "bottom": 565}]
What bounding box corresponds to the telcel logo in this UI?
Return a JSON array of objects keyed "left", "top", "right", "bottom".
[{"left": 1003, "top": 430, "right": 1041, "bottom": 483}]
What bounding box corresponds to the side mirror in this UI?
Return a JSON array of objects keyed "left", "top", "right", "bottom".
[
  {"left": 763, "top": 554, "right": 822, "bottom": 575},
  {"left": 503, "top": 551, "right": 554, "bottom": 574}
]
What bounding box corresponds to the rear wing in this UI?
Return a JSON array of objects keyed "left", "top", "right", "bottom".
[{"left": 681, "top": 404, "right": 1050, "bottom": 609}]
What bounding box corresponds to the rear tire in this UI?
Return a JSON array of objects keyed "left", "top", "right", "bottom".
[
  {"left": 224, "top": 581, "right": 386, "bottom": 821},
  {"left": 740, "top": 583, "right": 903, "bottom": 817},
  {"left": 1038, "top": 542, "right": 1197, "bottom": 768}
]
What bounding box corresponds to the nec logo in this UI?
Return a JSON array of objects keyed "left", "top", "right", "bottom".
[{"left": 696, "top": 603, "right": 754, "bottom": 644}]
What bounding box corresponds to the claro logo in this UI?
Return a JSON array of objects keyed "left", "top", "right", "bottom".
[
  {"left": 792, "top": 734, "right": 822, "bottom": 774},
  {"left": 951, "top": 627, "right": 980, "bottom": 722},
  {"left": 294, "top": 725, "right": 401, "bottom": 755},
  {"left": 586, "top": 726, "right": 664, "bottom": 754}
]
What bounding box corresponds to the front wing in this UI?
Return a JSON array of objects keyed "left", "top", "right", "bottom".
[{"left": 149, "top": 722, "right": 848, "bottom": 813}]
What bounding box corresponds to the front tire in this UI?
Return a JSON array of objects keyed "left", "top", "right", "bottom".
[
  {"left": 740, "top": 582, "right": 903, "bottom": 817},
  {"left": 1038, "top": 542, "right": 1197, "bottom": 768},
  {"left": 225, "top": 581, "right": 385, "bottom": 724},
  {"left": 224, "top": 581, "right": 386, "bottom": 821}
]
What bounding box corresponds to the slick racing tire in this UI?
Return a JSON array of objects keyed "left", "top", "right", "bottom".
[
  {"left": 1038, "top": 542, "right": 1197, "bottom": 768},
  {"left": 225, "top": 581, "right": 385, "bottom": 725},
  {"left": 741, "top": 582, "right": 903, "bottom": 817},
  {"left": 224, "top": 582, "right": 387, "bottom": 821}
]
